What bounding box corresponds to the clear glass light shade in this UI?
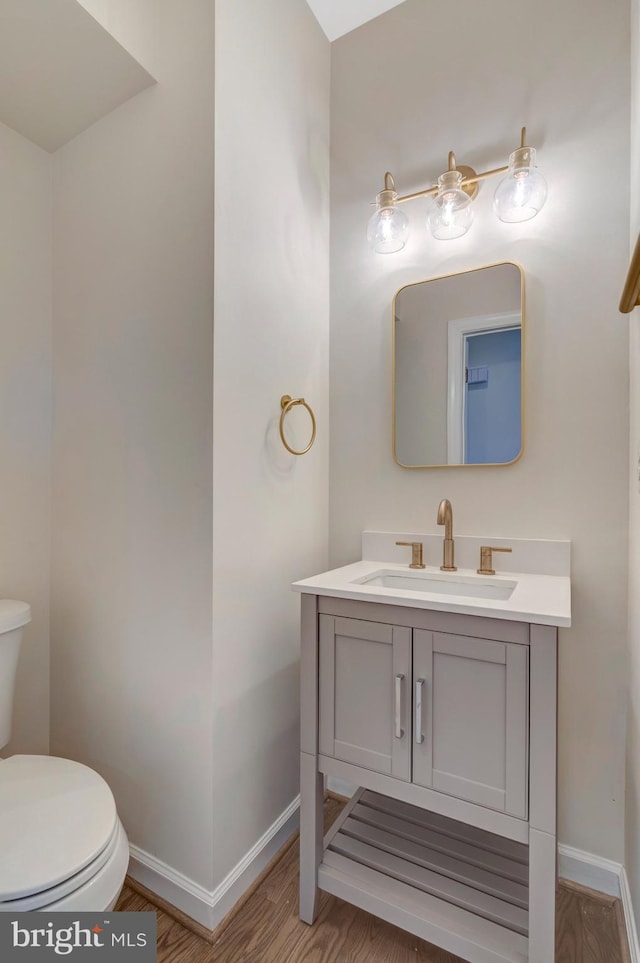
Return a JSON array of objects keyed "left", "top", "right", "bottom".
[
  {"left": 427, "top": 171, "right": 474, "bottom": 240},
  {"left": 494, "top": 147, "right": 547, "bottom": 223},
  {"left": 367, "top": 193, "right": 409, "bottom": 253}
]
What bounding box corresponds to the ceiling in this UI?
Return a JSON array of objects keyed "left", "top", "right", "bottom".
[
  {"left": 0, "top": 0, "right": 154, "bottom": 151},
  {"left": 305, "top": 0, "right": 408, "bottom": 41}
]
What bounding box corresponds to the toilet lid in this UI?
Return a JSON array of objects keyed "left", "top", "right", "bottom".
[
  {"left": 0, "top": 755, "right": 118, "bottom": 901},
  {"left": 0, "top": 600, "right": 31, "bottom": 633}
]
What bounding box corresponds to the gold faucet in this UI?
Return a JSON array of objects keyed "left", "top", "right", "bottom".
[
  {"left": 477, "top": 545, "right": 512, "bottom": 575},
  {"left": 437, "top": 499, "right": 457, "bottom": 571},
  {"left": 396, "top": 541, "right": 425, "bottom": 569}
]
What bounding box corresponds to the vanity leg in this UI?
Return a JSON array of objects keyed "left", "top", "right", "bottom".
[
  {"left": 528, "top": 828, "right": 556, "bottom": 962},
  {"left": 299, "top": 751, "right": 324, "bottom": 924},
  {"left": 528, "top": 626, "right": 558, "bottom": 962}
]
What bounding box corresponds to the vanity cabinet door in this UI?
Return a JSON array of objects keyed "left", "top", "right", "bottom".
[
  {"left": 318, "top": 615, "right": 412, "bottom": 781},
  {"left": 412, "top": 630, "right": 529, "bottom": 818}
]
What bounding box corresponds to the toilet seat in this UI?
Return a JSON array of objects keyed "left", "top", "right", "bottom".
[
  {"left": 0, "top": 819, "right": 126, "bottom": 912},
  {"left": 0, "top": 601, "right": 31, "bottom": 633},
  {"left": 0, "top": 755, "right": 119, "bottom": 907}
]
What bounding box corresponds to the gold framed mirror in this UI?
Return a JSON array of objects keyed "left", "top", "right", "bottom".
[{"left": 393, "top": 262, "right": 525, "bottom": 468}]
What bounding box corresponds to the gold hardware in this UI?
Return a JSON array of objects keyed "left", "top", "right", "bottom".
[
  {"left": 477, "top": 545, "right": 512, "bottom": 575},
  {"left": 395, "top": 541, "right": 425, "bottom": 569},
  {"left": 619, "top": 232, "right": 640, "bottom": 313},
  {"left": 437, "top": 499, "right": 456, "bottom": 571},
  {"left": 391, "top": 261, "right": 526, "bottom": 470},
  {"left": 279, "top": 395, "right": 317, "bottom": 456},
  {"left": 382, "top": 127, "right": 532, "bottom": 208},
  {"left": 374, "top": 172, "right": 398, "bottom": 210}
]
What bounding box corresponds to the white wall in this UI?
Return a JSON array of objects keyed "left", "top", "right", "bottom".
[
  {"left": 330, "top": 0, "right": 630, "bottom": 864},
  {"left": 51, "top": 0, "right": 215, "bottom": 889},
  {"left": 213, "top": 0, "right": 330, "bottom": 886},
  {"left": 50, "top": 0, "right": 329, "bottom": 907},
  {"left": 0, "top": 122, "right": 51, "bottom": 756},
  {"left": 626, "top": 0, "right": 640, "bottom": 926}
]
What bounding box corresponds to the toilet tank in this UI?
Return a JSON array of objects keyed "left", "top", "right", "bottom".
[{"left": 0, "top": 602, "right": 31, "bottom": 751}]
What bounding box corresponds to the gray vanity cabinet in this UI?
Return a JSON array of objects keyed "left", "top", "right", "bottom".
[
  {"left": 412, "top": 630, "right": 529, "bottom": 819},
  {"left": 318, "top": 615, "right": 412, "bottom": 780},
  {"left": 318, "top": 617, "right": 529, "bottom": 817},
  {"left": 300, "top": 594, "right": 559, "bottom": 963}
]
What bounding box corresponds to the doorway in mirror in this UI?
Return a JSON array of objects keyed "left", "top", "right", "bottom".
[{"left": 464, "top": 326, "right": 522, "bottom": 463}]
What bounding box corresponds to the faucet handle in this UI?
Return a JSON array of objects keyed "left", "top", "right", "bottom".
[
  {"left": 477, "top": 546, "right": 512, "bottom": 575},
  {"left": 396, "top": 541, "right": 426, "bottom": 569}
]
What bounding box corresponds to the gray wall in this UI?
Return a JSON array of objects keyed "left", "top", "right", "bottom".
[
  {"left": 627, "top": 0, "right": 640, "bottom": 928},
  {"left": 50, "top": 0, "right": 330, "bottom": 908},
  {"left": 51, "top": 0, "right": 215, "bottom": 888},
  {"left": 0, "top": 122, "right": 51, "bottom": 758},
  {"left": 330, "top": 0, "right": 630, "bottom": 864},
  {"left": 213, "top": 0, "right": 330, "bottom": 887}
]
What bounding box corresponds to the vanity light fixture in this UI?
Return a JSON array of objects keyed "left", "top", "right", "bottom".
[
  {"left": 367, "top": 173, "right": 410, "bottom": 253},
  {"left": 367, "top": 127, "right": 547, "bottom": 252},
  {"left": 427, "top": 163, "right": 474, "bottom": 240}
]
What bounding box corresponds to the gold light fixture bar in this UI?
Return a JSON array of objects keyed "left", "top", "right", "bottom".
[
  {"left": 393, "top": 128, "right": 528, "bottom": 203},
  {"left": 367, "top": 128, "right": 545, "bottom": 253}
]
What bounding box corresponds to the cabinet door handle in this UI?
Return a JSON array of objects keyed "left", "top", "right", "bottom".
[
  {"left": 394, "top": 674, "right": 405, "bottom": 739},
  {"left": 415, "top": 678, "right": 425, "bottom": 744}
]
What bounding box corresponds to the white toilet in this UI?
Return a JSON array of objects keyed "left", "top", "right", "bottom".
[{"left": 0, "top": 600, "right": 129, "bottom": 912}]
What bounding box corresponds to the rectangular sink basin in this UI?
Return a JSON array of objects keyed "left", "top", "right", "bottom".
[{"left": 354, "top": 569, "right": 517, "bottom": 601}]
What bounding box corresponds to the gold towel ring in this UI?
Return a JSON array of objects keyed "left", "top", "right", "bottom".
[{"left": 279, "top": 395, "right": 316, "bottom": 455}]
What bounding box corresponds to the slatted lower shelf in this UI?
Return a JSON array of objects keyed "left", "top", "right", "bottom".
[{"left": 319, "top": 789, "right": 530, "bottom": 963}]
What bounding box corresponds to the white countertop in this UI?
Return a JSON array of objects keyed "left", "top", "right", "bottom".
[{"left": 292, "top": 559, "right": 571, "bottom": 627}]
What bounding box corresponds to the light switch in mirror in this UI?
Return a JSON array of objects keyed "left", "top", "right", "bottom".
[{"left": 393, "top": 262, "right": 524, "bottom": 468}]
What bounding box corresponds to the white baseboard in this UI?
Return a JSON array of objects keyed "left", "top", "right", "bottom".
[
  {"left": 621, "top": 866, "right": 640, "bottom": 963},
  {"left": 326, "top": 776, "right": 357, "bottom": 799},
  {"left": 559, "top": 842, "right": 640, "bottom": 960},
  {"left": 558, "top": 842, "right": 622, "bottom": 897},
  {"left": 127, "top": 795, "right": 300, "bottom": 930},
  {"left": 127, "top": 845, "right": 214, "bottom": 926}
]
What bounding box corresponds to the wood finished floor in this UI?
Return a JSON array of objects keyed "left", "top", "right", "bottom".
[{"left": 116, "top": 798, "right": 630, "bottom": 963}]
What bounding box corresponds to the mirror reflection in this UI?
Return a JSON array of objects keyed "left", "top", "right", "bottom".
[{"left": 393, "top": 262, "right": 524, "bottom": 468}]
